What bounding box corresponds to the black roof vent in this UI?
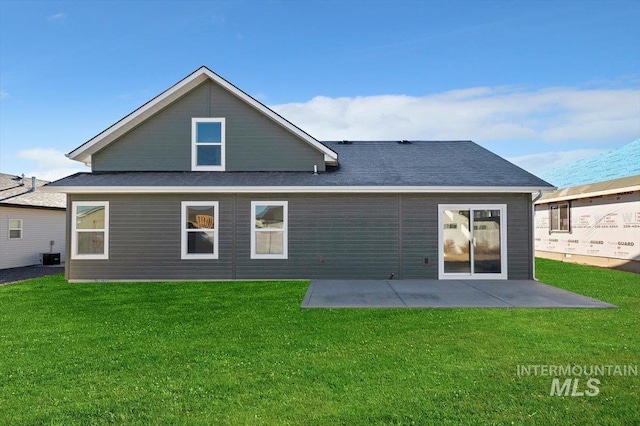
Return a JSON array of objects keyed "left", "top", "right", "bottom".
[
  {"left": 339, "top": 140, "right": 352, "bottom": 145},
  {"left": 398, "top": 140, "right": 412, "bottom": 144}
]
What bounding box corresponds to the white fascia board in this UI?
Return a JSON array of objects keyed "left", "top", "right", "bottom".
[
  {"left": 45, "top": 185, "right": 554, "bottom": 194},
  {"left": 535, "top": 185, "right": 640, "bottom": 204},
  {"left": 67, "top": 67, "right": 338, "bottom": 165}
]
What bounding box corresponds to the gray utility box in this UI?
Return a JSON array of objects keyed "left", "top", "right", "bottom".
[{"left": 42, "top": 253, "right": 61, "bottom": 265}]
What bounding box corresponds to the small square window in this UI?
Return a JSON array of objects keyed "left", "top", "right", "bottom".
[
  {"left": 196, "top": 145, "right": 222, "bottom": 166},
  {"left": 192, "top": 118, "right": 225, "bottom": 170},
  {"left": 196, "top": 121, "right": 222, "bottom": 143},
  {"left": 8, "top": 219, "right": 22, "bottom": 240}
]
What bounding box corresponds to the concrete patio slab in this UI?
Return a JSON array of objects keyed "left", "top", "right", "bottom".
[
  {"left": 387, "top": 280, "right": 510, "bottom": 308},
  {"left": 301, "top": 279, "right": 617, "bottom": 309},
  {"left": 465, "top": 280, "right": 615, "bottom": 308},
  {"left": 301, "top": 280, "right": 407, "bottom": 308}
]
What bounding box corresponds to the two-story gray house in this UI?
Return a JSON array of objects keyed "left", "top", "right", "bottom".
[{"left": 47, "top": 66, "right": 553, "bottom": 282}]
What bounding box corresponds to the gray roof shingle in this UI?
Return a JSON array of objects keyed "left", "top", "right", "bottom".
[
  {"left": 46, "top": 141, "right": 553, "bottom": 190},
  {"left": 0, "top": 173, "right": 66, "bottom": 209}
]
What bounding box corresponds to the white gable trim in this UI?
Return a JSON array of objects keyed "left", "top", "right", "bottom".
[{"left": 67, "top": 66, "right": 338, "bottom": 166}]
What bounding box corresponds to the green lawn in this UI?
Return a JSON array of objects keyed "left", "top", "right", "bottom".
[{"left": 1, "top": 259, "right": 638, "bottom": 425}]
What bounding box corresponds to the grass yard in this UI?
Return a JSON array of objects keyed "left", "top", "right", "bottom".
[{"left": 1, "top": 259, "right": 638, "bottom": 425}]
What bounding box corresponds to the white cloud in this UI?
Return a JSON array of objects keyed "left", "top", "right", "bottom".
[
  {"left": 270, "top": 86, "right": 640, "bottom": 143},
  {"left": 506, "top": 149, "right": 609, "bottom": 175},
  {"left": 47, "top": 12, "right": 66, "bottom": 21},
  {"left": 0, "top": 89, "right": 8, "bottom": 99},
  {"left": 16, "top": 148, "right": 88, "bottom": 181}
]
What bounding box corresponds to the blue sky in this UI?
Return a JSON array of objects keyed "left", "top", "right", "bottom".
[{"left": 1, "top": 0, "right": 639, "bottom": 181}]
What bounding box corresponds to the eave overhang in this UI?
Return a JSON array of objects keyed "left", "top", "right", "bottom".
[
  {"left": 42, "top": 185, "right": 555, "bottom": 194},
  {"left": 535, "top": 184, "right": 640, "bottom": 204}
]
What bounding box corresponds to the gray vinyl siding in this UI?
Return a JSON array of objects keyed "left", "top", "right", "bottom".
[
  {"left": 66, "top": 194, "right": 234, "bottom": 280},
  {"left": 235, "top": 195, "right": 400, "bottom": 280},
  {"left": 66, "top": 193, "right": 533, "bottom": 281},
  {"left": 400, "top": 193, "right": 532, "bottom": 279},
  {"left": 91, "top": 81, "right": 325, "bottom": 172}
]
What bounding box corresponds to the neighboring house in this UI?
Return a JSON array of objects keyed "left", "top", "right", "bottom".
[
  {"left": 45, "top": 66, "right": 553, "bottom": 282},
  {"left": 0, "top": 173, "right": 66, "bottom": 269},
  {"left": 535, "top": 140, "right": 640, "bottom": 274},
  {"left": 535, "top": 175, "right": 640, "bottom": 274}
]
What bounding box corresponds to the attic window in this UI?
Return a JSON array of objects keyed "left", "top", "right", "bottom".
[{"left": 192, "top": 118, "right": 225, "bottom": 171}]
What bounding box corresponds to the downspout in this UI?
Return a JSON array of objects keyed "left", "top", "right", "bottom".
[{"left": 531, "top": 190, "right": 543, "bottom": 280}]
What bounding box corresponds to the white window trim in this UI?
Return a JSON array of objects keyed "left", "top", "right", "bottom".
[
  {"left": 191, "top": 118, "right": 225, "bottom": 171},
  {"left": 8, "top": 219, "right": 23, "bottom": 240},
  {"left": 71, "top": 201, "right": 109, "bottom": 260},
  {"left": 181, "top": 201, "right": 219, "bottom": 260},
  {"left": 251, "top": 201, "right": 288, "bottom": 260},
  {"left": 549, "top": 202, "right": 570, "bottom": 233},
  {"left": 438, "top": 204, "right": 508, "bottom": 280}
]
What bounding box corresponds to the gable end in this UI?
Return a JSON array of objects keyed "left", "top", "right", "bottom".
[{"left": 68, "top": 67, "right": 337, "bottom": 170}]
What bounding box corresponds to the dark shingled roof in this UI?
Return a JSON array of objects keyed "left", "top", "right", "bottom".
[
  {"left": 1, "top": 173, "right": 66, "bottom": 209},
  {"left": 46, "top": 141, "right": 553, "bottom": 189}
]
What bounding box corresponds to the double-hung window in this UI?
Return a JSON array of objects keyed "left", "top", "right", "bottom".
[
  {"left": 181, "top": 202, "right": 219, "bottom": 259},
  {"left": 251, "top": 201, "right": 288, "bottom": 259},
  {"left": 192, "top": 118, "right": 225, "bottom": 171},
  {"left": 71, "top": 201, "right": 109, "bottom": 259},
  {"left": 8, "top": 219, "right": 23, "bottom": 240},
  {"left": 550, "top": 203, "right": 570, "bottom": 232}
]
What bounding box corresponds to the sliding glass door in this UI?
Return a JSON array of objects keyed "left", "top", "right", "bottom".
[{"left": 439, "top": 205, "right": 507, "bottom": 279}]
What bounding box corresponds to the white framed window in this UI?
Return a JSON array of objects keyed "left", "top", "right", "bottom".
[
  {"left": 181, "top": 201, "right": 219, "bottom": 259},
  {"left": 192, "top": 118, "right": 225, "bottom": 171},
  {"left": 8, "top": 219, "right": 23, "bottom": 240},
  {"left": 550, "top": 203, "right": 570, "bottom": 232},
  {"left": 71, "top": 201, "right": 109, "bottom": 260},
  {"left": 251, "top": 201, "right": 288, "bottom": 259}
]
